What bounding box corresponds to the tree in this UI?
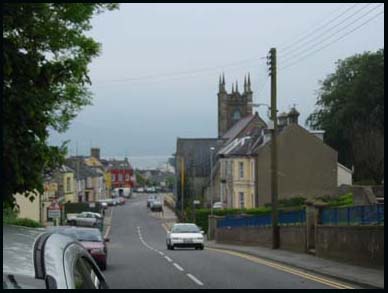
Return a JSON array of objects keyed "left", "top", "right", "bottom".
[
  {"left": 306, "top": 49, "right": 384, "bottom": 184},
  {"left": 3, "top": 3, "right": 119, "bottom": 207}
]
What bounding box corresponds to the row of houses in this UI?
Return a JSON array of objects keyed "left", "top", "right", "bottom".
[
  {"left": 174, "top": 75, "right": 353, "bottom": 209},
  {"left": 14, "top": 148, "right": 135, "bottom": 225}
]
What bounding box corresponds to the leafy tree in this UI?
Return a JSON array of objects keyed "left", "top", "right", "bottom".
[
  {"left": 306, "top": 49, "right": 384, "bottom": 184},
  {"left": 3, "top": 3, "right": 119, "bottom": 207}
]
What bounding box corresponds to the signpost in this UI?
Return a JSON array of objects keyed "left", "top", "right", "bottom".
[{"left": 48, "top": 200, "right": 61, "bottom": 226}]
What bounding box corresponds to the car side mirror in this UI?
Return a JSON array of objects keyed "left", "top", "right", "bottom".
[
  {"left": 200, "top": 230, "right": 204, "bottom": 234},
  {"left": 104, "top": 237, "right": 110, "bottom": 242}
]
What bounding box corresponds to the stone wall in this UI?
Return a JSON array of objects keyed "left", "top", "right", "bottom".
[
  {"left": 215, "top": 226, "right": 273, "bottom": 248},
  {"left": 279, "top": 225, "right": 307, "bottom": 253},
  {"left": 316, "top": 225, "right": 384, "bottom": 269},
  {"left": 215, "top": 225, "right": 307, "bottom": 252}
]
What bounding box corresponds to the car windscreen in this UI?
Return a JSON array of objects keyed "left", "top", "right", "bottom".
[
  {"left": 59, "top": 229, "right": 103, "bottom": 242},
  {"left": 171, "top": 225, "right": 200, "bottom": 233}
]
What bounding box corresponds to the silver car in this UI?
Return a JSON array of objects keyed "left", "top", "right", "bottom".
[{"left": 3, "top": 224, "right": 109, "bottom": 289}]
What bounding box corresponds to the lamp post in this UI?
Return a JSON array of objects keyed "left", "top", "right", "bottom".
[{"left": 210, "top": 147, "right": 215, "bottom": 215}]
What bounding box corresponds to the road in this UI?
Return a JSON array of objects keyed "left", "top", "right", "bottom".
[{"left": 103, "top": 193, "right": 357, "bottom": 289}]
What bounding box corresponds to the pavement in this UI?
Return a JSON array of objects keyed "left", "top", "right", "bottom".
[
  {"left": 102, "top": 192, "right": 369, "bottom": 289},
  {"left": 160, "top": 200, "right": 384, "bottom": 289}
]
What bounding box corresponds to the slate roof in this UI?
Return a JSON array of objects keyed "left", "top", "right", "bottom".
[
  {"left": 65, "top": 157, "right": 100, "bottom": 180},
  {"left": 222, "top": 113, "right": 267, "bottom": 144}
]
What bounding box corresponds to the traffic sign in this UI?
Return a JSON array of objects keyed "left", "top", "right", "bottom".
[{"left": 193, "top": 200, "right": 200, "bottom": 205}]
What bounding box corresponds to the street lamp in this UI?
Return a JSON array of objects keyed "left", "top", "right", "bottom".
[{"left": 210, "top": 147, "right": 215, "bottom": 215}]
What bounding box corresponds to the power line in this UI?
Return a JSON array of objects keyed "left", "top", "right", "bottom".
[
  {"left": 280, "top": 10, "right": 384, "bottom": 71},
  {"left": 95, "top": 55, "right": 266, "bottom": 84},
  {"left": 279, "top": 3, "right": 373, "bottom": 57},
  {"left": 280, "top": 3, "right": 382, "bottom": 61},
  {"left": 278, "top": 3, "right": 359, "bottom": 52}
]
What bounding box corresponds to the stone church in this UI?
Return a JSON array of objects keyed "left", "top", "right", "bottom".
[{"left": 218, "top": 73, "right": 253, "bottom": 138}]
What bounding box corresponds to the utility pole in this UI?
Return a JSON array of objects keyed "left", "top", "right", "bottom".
[
  {"left": 210, "top": 147, "right": 215, "bottom": 215},
  {"left": 180, "top": 157, "right": 185, "bottom": 220},
  {"left": 268, "top": 47, "right": 279, "bottom": 249}
]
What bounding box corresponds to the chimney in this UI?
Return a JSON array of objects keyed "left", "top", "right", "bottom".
[
  {"left": 288, "top": 106, "right": 300, "bottom": 124},
  {"left": 91, "top": 148, "right": 100, "bottom": 160},
  {"left": 278, "top": 112, "right": 288, "bottom": 128}
]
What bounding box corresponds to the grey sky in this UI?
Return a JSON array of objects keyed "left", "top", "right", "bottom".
[{"left": 48, "top": 3, "right": 384, "bottom": 159}]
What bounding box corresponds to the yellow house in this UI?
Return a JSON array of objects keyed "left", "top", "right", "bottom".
[
  {"left": 220, "top": 156, "right": 256, "bottom": 209},
  {"left": 55, "top": 165, "right": 77, "bottom": 203}
]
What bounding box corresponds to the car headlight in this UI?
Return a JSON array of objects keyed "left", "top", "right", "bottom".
[{"left": 90, "top": 248, "right": 105, "bottom": 254}]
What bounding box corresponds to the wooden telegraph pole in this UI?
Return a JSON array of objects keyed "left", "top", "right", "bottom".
[{"left": 268, "top": 47, "right": 279, "bottom": 249}]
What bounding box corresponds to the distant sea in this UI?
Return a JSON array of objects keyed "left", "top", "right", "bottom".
[{"left": 101, "top": 155, "right": 172, "bottom": 170}]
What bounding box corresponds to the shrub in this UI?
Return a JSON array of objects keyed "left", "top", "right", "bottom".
[{"left": 3, "top": 206, "right": 43, "bottom": 228}]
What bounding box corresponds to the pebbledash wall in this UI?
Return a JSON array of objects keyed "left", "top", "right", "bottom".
[
  {"left": 214, "top": 223, "right": 384, "bottom": 268},
  {"left": 316, "top": 225, "right": 384, "bottom": 269},
  {"left": 215, "top": 225, "right": 306, "bottom": 253}
]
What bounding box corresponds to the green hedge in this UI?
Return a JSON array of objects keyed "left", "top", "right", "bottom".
[{"left": 3, "top": 207, "right": 43, "bottom": 228}]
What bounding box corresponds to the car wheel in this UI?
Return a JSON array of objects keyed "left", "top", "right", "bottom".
[
  {"left": 100, "top": 262, "right": 107, "bottom": 271},
  {"left": 170, "top": 245, "right": 174, "bottom": 250},
  {"left": 200, "top": 245, "right": 204, "bottom": 250}
]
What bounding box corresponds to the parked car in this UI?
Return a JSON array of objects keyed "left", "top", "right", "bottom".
[
  {"left": 67, "top": 211, "right": 103, "bottom": 228},
  {"left": 117, "top": 197, "right": 126, "bottom": 205},
  {"left": 50, "top": 226, "right": 109, "bottom": 271},
  {"left": 136, "top": 187, "right": 144, "bottom": 193},
  {"left": 147, "top": 195, "right": 157, "bottom": 208},
  {"left": 166, "top": 223, "right": 204, "bottom": 250},
  {"left": 150, "top": 198, "right": 163, "bottom": 212},
  {"left": 3, "top": 224, "right": 109, "bottom": 289},
  {"left": 212, "top": 201, "right": 225, "bottom": 209}
]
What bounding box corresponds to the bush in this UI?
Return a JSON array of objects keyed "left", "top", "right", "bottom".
[{"left": 3, "top": 207, "right": 43, "bottom": 228}]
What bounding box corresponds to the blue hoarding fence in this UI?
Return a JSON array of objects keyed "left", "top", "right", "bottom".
[
  {"left": 320, "top": 204, "right": 384, "bottom": 225},
  {"left": 217, "top": 209, "right": 305, "bottom": 229}
]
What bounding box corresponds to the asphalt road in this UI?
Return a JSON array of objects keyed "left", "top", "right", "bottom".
[{"left": 103, "top": 193, "right": 355, "bottom": 289}]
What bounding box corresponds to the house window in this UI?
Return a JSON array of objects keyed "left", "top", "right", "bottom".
[
  {"left": 239, "top": 162, "right": 244, "bottom": 178},
  {"left": 111, "top": 174, "right": 116, "bottom": 182},
  {"left": 239, "top": 192, "right": 244, "bottom": 208},
  {"left": 66, "top": 177, "right": 71, "bottom": 193},
  {"left": 125, "top": 174, "right": 130, "bottom": 181},
  {"left": 118, "top": 174, "right": 123, "bottom": 182}
]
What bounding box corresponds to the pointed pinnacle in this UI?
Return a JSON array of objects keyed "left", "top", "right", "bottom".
[
  {"left": 248, "top": 73, "right": 251, "bottom": 86},
  {"left": 235, "top": 80, "right": 239, "bottom": 92},
  {"left": 222, "top": 73, "right": 225, "bottom": 84}
]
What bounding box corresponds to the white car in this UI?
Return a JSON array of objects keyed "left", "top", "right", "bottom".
[
  {"left": 166, "top": 223, "right": 204, "bottom": 250},
  {"left": 212, "top": 201, "right": 225, "bottom": 209}
]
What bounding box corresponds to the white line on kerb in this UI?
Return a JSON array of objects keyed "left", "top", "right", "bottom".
[
  {"left": 164, "top": 256, "right": 172, "bottom": 262},
  {"left": 159, "top": 251, "right": 164, "bottom": 256},
  {"left": 186, "top": 273, "right": 204, "bottom": 286},
  {"left": 173, "top": 263, "right": 184, "bottom": 272}
]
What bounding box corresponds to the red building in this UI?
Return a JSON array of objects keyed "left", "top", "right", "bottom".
[{"left": 106, "top": 158, "right": 135, "bottom": 189}]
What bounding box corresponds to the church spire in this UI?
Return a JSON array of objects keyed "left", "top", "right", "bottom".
[
  {"left": 235, "top": 80, "right": 239, "bottom": 93},
  {"left": 244, "top": 75, "right": 247, "bottom": 93},
  {"left": 222, "top": 72, "right": 225, "bottom": 85},
  {"left": 219, "top": 73, "right": 226, "bottom": 93},
  {"left": 232, "top": 83, "right": 234, "bottom": 93},
  {"left": 247, "top": 72, "right": 252, "bottom": 92}
]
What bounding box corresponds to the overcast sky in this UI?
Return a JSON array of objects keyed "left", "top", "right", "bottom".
[{"left": 48, "top": 3, "right": 384, "bottom": 159}]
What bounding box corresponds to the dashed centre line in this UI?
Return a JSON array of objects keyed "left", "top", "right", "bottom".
[
  {"left": 173, "top": 263, "right": 184, "bottom": 272},
  {"left": 137, "top": 225, "right": 205, "bottom": 286},
  {"left": 186, "top": 273, "right": 204, "bottom": 286}
]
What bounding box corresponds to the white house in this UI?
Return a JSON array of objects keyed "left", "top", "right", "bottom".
[{"left": 337, "top": 163, "right": 353, "bottom": 186}]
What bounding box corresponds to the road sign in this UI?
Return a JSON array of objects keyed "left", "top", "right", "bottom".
[
  {"left": 89, "top": 202, "right": 96, "bottom": 208},
  {"left": 48, "top": 201, "right": 61, "bottom": 219},
  {"left": 193, "top": 200, "right": 200, "bottom": 205}
]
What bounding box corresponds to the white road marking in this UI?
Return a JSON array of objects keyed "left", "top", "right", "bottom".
[
  {"left": 173, "top": 263, "right": 184, "bottom": 272},
  {"left": 158, "top": 251, "right": 165, "bottom": 256},
  {"left": 186, "top": 273, "right": 204, "bottom": 286},
  {"left": 164, "top": 256, "right": 172, "bottom": 262}
]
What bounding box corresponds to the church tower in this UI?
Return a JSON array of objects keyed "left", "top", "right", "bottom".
[{"left": 218, "top": 73, "right": 253, "bottom": 138}]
